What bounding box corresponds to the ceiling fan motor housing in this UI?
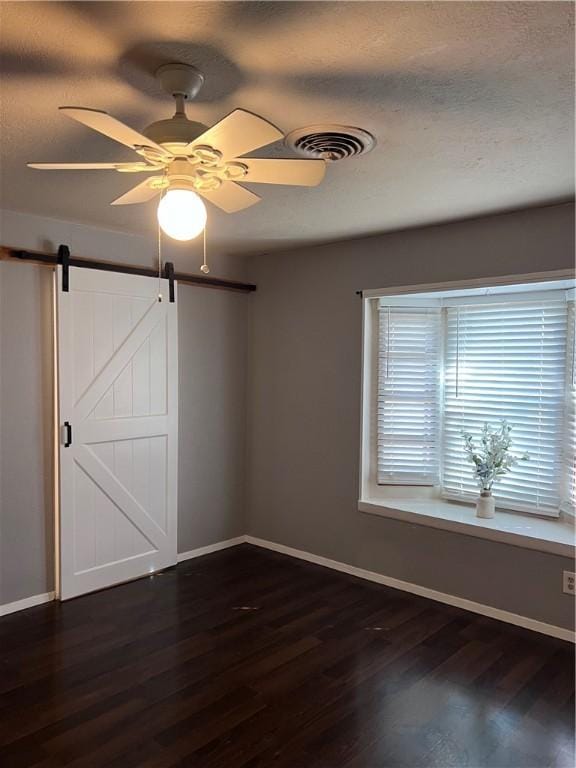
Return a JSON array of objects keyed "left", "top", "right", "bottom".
[{"left": 143, "top": 116, "right": 209, "bottom": 154}]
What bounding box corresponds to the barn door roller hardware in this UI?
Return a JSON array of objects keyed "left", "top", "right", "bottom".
[
  {"left": 0, "top": 244, "right": 256, "bottom": 294},
  {"left": 164, "top": 261, "right": 175, "bottom": 303},
  {"left": 59, "top": 244, "right": 70, "bottom": 292}
]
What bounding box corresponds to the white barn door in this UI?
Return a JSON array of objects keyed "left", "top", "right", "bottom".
[{"left": 56, "top": 267, "right": 178, "bottom": 600}]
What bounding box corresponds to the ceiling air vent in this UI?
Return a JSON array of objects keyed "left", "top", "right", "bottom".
[{"left": 285, "top": 125, "right": 376, "bottom": 162}]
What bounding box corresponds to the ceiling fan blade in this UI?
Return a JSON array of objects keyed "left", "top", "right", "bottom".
[
  {"left": 27, "top": 162, "right": 154, "bottom": 171},
  {"left": 186, "top": 109, "right": 283, "bottom": 160},
  {"left": 110, "top": 178, "right": 162, "bottom": 206},
  {"left": 196, "top": 182, "right": 261, "bottom": 213},
  {"left": 240, "top": 158, "right": 325, "bottom": 186},
  {"left": 60, "top": 107, "right": 168, "bottom": 155}
]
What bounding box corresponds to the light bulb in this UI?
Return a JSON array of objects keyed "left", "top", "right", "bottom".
[{"left": 157, "top": 188, "right": 207, "bottom": 241}]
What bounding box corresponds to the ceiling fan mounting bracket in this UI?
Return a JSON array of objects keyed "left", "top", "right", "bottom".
[{"left": 155, "top": 63, "right": 205, "bottom": 101}]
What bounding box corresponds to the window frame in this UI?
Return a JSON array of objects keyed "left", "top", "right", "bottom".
[{"left": 359, "top": 269, "right": 576, "bottom": 518}]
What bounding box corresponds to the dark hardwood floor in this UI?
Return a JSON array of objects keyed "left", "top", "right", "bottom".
[{"left": 0, "top": 544, "right": 573, "bottom": 768}]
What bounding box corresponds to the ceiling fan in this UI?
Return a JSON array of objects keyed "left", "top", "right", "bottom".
[{"left": 27, "top": 63, "right": 326, "bottom": 240}]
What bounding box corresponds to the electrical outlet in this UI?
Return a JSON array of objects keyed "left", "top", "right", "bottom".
[{"left": 562, "top": 571, "right": 575, "bottom": 595}]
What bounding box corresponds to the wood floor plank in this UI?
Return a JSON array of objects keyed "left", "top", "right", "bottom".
[{"left": 0, "top": 544, "right": 573, "bottom": 767}]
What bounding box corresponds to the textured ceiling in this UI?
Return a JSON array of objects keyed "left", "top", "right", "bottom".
[{"left": 0, "top": 1, "right": 574, "bottom": 256}]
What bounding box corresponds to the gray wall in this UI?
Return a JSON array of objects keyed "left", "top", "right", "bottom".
[
  {"left": 0, "top": 210, "right": 249, "bottom": 605},
  {"left": 0, "top": 263, "right": 54, "bottom": 604},
  {"left": 178, "top": 284, "right": 247, "bottom": 551},
  {"left": 246, "top": 203, "right": 576, "bottom": 630}
]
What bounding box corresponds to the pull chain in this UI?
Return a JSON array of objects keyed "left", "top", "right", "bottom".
[
  {"left": 157, "top": 219, "right": 163, "bottom": 302},
  {"left": 201, "top": 218, "right": 210, "bottom": 274},
  {"left": 157, "top": 176, "right": 168, "bottom": 302}
]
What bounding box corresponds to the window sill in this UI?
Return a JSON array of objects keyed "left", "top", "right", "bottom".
[{"left": 358, "top": 498, "right": 575, "bottom": 557}]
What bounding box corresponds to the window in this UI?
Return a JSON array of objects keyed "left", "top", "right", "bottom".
[{"left": 368, "top": 280, "right": 575, "bottom": 518}]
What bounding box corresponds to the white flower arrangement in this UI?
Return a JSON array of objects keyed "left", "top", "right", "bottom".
[{"left": 462, "top": 421, "right": 529, "bottom": 495}]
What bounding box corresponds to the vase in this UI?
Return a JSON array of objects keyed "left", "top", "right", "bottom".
[{"left": 476, "top": 491, "right": 495, "bottom": 519}]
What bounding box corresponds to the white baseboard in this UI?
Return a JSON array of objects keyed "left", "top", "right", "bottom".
[
  {"left": 4, "top": 538, "right": 571, "bottom": 643},
  {"left": 0, "top": 591, "right": 55, "bottom": 617},
  {"left": 177, "top": 536, "right": 246, "bottom": 563},
  {"left": 1, "top": 539, "right": 245, "bottom": 617},
  {"left": 245, "top": 536, "right": 575, "bottom": 643}
]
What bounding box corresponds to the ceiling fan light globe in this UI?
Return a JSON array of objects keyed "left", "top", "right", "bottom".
[{"left": 157, "top": 189, "right": 207, "bottom": 241}]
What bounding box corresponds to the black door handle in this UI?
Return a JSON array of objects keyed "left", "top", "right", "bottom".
[{"left": 64, "top": 421, "right": 72, "bottom": 447}]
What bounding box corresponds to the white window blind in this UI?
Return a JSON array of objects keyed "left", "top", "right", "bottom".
[
  {"left": 563, "top": 300, "right": 575, "bottom": 512},
  {"left": 377, "top": 305, "right": 441, "bottom": 485},
  {"left": 442, "top": 299, "right": 568, "bottom": 517}
]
